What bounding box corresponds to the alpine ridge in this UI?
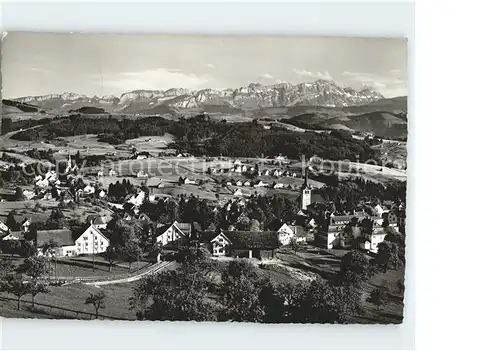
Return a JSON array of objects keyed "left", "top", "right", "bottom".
[{"left": 12, "top": 80, "right": 385, "bottom": 113}]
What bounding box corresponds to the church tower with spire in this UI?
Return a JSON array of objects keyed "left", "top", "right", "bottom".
[{"left": 301, "top": 167, "right": 312, "bottom": 210}]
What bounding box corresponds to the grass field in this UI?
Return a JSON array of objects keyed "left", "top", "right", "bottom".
[{"left": 0, "top": 282, "right": 137, "bottom": 320}]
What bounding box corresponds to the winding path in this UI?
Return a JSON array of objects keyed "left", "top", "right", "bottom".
[{"left": 85, "top": 261, "right": 173, "bottom": 287}]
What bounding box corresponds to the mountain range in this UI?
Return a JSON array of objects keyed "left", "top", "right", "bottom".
[
  {"left": 8, "top": 80, "right": 385, "bottom": 114},
  {"left": 2, "top": 80, "right": 407, "bottom": 139}
]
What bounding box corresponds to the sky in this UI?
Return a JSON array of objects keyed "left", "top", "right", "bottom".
[{"left": 2, "top": 32, "right": 407, "bottom": 99}]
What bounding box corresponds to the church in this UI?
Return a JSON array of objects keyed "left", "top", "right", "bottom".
[{"left": 298, "top": 168, "right": 326, "bottom": 212}]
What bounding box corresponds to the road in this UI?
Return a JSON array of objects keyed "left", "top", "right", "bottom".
[{"left": 84, "top": 261, "right": 173, "bottom": 287}]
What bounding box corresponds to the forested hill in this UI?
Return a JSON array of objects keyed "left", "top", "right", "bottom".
[{"left": 11, "top": 114, "right": 380, "bottom": 162}]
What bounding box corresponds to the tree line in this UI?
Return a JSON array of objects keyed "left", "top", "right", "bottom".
[{"left": 11, "top": 114, "right": 381, "bottom": 162}]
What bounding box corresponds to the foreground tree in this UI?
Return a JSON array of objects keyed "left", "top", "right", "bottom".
[
  {"left": 103, "top": 246, "right": 119, "bottom": 272},
  {"left": 1, "top": 275, "right": 30, "bottom": 310},
  {"left": 338, "top": 251, "right": 374, "bottom": 288},
  {"left": 219, "top": 260, "right": 265, "bottom": 322},
  {"left": 40, "top": 239, "right": 59, "bottom": 280},
  {"left": 27, "top": 281, "right": 50, "bottom": 308},
  {"left": 17, "top": 256, "right": 50, "bottom": 308},
  {"left": 131, "top": 247, "right": 217, "bottom": 321},
  {"left": 85, "top": 292, "right": 106, "bottom": 319}
]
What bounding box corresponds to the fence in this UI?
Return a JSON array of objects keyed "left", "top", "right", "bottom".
[{"left": 0, "top": 295, "right": 132, "bottom": 320}]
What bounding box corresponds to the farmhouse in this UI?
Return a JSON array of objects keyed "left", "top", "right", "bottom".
[
  {"left": 183, "top": 178, "right": 197, "bottom": 185},
  {"left": 36, "top": 228, "right": 77, "bottom": 257},
  {"left": 74, "top": 224, "right": 110, "bottom": 255},
  {"left": 0, "top": 221, "right": 9, "bottom": 234},
  {"left": 23, "top": 190, "right": 36, "bottom": 200},
  {"left": 137, "top": 170, "right": 149, "bottom": 179},
  {"left": 359, "top": 225, "right": 388, "bottom": 254},
  {"left": 277, "top": 223, "right": 310, "bottom": 245},
  {"left": 208, "top": 230, "right": 280, "bottom": 260},
  {"left": 156, "top": 221, "right": 192, "bottom": 247},
  {"left": 83, "top": 184, "right": 95, "bottom": 195},
  {"left": 1, "top": 231, "right": 24, "bottom": 241},
  {"left": 233, "top": 189, "right": 243, "bottom": 196},
  {"left": 108, "top": 170, "right": 117, "bottom": 176}
]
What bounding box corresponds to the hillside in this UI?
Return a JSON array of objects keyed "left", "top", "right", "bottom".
[
  {"left": 341, "top": 112, "right": 407, "bottom": 139},
  {"left": 1, "top": 99, "right": 44, "bottom": 114},
  {"left": 69, "top": 106, "right": 106, "bottom": 114},
  {"left": 275, "top": 97, "right": 408, "bottom": 139}
]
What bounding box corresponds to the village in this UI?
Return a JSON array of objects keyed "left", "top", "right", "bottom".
[
  {"left": 0, "top": 133, "right": 406, "bottom": 322},
  {"left": 0, "top": 149, "right": 405, "bottom": 260}
]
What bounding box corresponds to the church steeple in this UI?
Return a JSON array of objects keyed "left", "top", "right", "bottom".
[
  {"left": 301, "top": 167, "right": 312, "bottom": 210},
  {"left": 302, "top": 167, "right": 310, "bottom": 190}
]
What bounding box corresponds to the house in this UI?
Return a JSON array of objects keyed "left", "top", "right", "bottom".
[
  {"left": 74, "top": 224, "right": 110, "bottom": 255},
  {"left": 254, "top": 181, "right": 268, "bottom": 188},
  {"left": 99, "top": 190, "right": 106, "bottom": 198},
  {"left": 109, "top": 170, "right": 117, "bottom": 176},
  {"left": 23, "top": 190, "right": 36, "bottom": 200},
  {"left": 156, "top": 221, "right": 192, "bottom": 247},
  {"left": 0, "top": 221, "right": 9, "bottom": 234},
  {"left": 127, "top": 190, "right": 146, "bottom": 207},
  {"left": 137, "top": 170, "right": 149, "bottom": 179},
  {"left": 1, "top": 231, "right": 24, "bottom": 241},
  {"left": 83, "top": 184, "right": 95, "bottom": 195},
  {"left": 234, "top": 165, "right": 242, "bottom": 173},
  {"left": 374, "top": 204, "right": 387, "bottom": 217},
  {"left": 241, "top": 165, "right": 248, "bottom": 172},
  {"left": 276, "top": 224, "right": 310, "bottom": 246},
  {"left": 233, "top": 189, "right": 243, "bottom": 196},
  {"left": 35, "top": 178, "right": 49, "bottom": 189},
  {"left": 136, "top": 155, "right": 148, "bottom": 160},
  {"left": 97, "top": 171, "right": 104, "bottom": 177},
  {"left": 273, "top": 183, "right": 284, "bottom": 189},
  {"left": 359, "top": 225, "right": 388, "bottom": 254},
  {"left": 264, "top": 170, "right": 271, "bottom": 176},
  {"left": 243, "top": 181, "right": 251, "bottom": 187},
  {"left": 146, "top": 177, "right": 166, "bottom": 188},
  {"left": 183, "top": 178, "right": 197, "bottom": 185},
  {"left": 226, "top": 181, "right": 232, "bottom": 186},
  {"left": 235, "top": 180, "right": 243, "bottom": 186},
  {"left": 277, "top": 223, "right": 294, "bottom": 245},
  {"left": 20, "top": 218, "right": 31, "bottom": 232},
  {"left": 36, "top": 228, "right": 77, "bottom": 257},
  {"left": 87, "top": 215, "right": 108, "bottom": 230},
  {"left": 208, "top": 230, "right": 280, "bottom": 260}
]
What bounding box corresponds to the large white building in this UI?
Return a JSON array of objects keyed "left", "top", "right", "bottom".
[
  {"left": 75, "top": 224, "right": 110, "bottom": 255},
  {"left": 156, "top": 221, "right": 191, "bottom": 246}
]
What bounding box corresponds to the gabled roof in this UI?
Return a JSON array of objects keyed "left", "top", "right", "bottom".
[
  {"left": 87, "top": 215, "right": 107, "bottom": 226},
  {"left": 37, "top": 228, "right": 74, "bottom": 248},
  {"left": 210, "top": 232, "right": 232, "bottom": 244},
  {"left": 156, "top": 221, "right": 192, "bottom": 237},
  {"left": 175, "top": 222, "right": 192, "bottom": 235},
  {"left": 330, "top": 215, "right": 354, "bottom": 223},
  {"left": 2, "top": 231, "right": 24, "bottom": 240},
  {"left": 222, "top": 231, "right": 279, "bottom": 250}
]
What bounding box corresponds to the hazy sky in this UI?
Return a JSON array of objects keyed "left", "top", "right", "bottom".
[{"left": 2, "top": 32, "right": 407, "bottom": 99}]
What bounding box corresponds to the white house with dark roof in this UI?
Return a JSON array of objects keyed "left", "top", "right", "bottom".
[
  {"left": 156, "top": 221, "right": 192, "bottom": 246},
  {"left": 75, "top": 224, "right": 110, "bottom": 255}
]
